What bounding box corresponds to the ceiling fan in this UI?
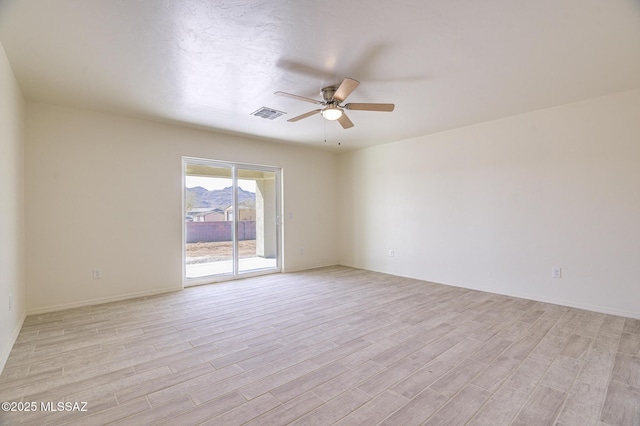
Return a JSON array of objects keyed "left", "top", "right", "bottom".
[{"left": 275, "top": 77, "right": 394, "bottom": 129}]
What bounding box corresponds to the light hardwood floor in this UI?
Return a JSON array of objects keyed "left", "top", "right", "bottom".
[{"left": 1, "top": 266, "right": 639, "bottom": 425}]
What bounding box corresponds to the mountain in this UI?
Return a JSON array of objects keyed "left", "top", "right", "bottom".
[{"left": 186, "top": 186, "right": 255, "bottom": 209}]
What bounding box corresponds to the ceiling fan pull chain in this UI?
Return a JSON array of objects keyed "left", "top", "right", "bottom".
[{"left": 324, "top": 119, "right": 327, "bottom": 143}]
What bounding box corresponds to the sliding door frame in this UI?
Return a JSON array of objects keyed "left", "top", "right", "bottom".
[{"left": 182, "top": 157, "right": 282, "bottom": 287}]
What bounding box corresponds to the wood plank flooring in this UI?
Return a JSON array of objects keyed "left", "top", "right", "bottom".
[{"left": 1, "top": 266, "right": 638, "bottom": 425}]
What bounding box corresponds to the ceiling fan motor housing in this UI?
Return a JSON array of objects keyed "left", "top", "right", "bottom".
[{"left": 321, "top": 86, "right": 338, "bottom": 103}]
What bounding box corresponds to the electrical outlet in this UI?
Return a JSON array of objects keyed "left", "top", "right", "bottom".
[
  {"left": 93, "top": 268, "right": 102, "bottom": 280},
  {"left": 389, "top": 249, "right": 395, "bottom": 257},
  {"left": 551, "top": 267, "right": 562, "bottom": 279},
  {"left": 299, "top": 247, "right": 304, "bottom": 255}
]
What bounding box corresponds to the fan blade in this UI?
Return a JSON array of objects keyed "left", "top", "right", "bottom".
[
  {"left": 275, "top": 91, "right": 323, "bottom": 105},
  {"left": 345, "top": 103, "right": 395, "bottom": 112},
  {"left": 337, "top": 113, "right": 354, "bottom": 129},
  {"left": 287, "top": 109, "right": 321, "bottom": 122},
  {"left": 332, "top": 78, "right": 360, "bottom": 102}
]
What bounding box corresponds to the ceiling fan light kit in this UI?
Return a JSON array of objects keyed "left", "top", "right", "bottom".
[
  {"left": 321, "top": 106, "right": 343, "bottom": 120},
  {"left": 275, "top": 77, "right": 394, "bottom": 129}
]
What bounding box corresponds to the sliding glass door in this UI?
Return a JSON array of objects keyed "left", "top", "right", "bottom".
[
  {"left": 183, "top": 158, "right": 281, "bottom": 284},
  {"left": 237, "top": 168, "right": 279, "bottom": 273}
]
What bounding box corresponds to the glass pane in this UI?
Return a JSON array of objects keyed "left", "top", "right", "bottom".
[
  {"left": 185, "top": 164, "right": 233, "bottom": 278},
  {"left": 238, "top": 169, "right": 278, "bottom": 273}
]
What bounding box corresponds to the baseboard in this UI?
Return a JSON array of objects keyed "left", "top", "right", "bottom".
[
  {"left": 0, "top": 311, "right": 26, "bottom": 375},
  {"left": 495, "top": 289, "right": 640, "bottom": 320},
  {"left": 27, "top": 287, "right": 181, "bottom": 316},
  {"left": 340, "top": 263, "right": 640, "bottom": 320},
  {"left": 433, "top": 278, "right": 640, "bottom": 320},
  {"left": 283, "top": 261, "right": 338, "bottom": 274}
]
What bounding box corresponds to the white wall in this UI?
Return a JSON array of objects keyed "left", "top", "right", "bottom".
[
  {"left": 0, "top": 42, "right": 26, "bottom": 372},
  {"left": 339, "top": 89, "right": 640, "bottom": 319},
  {"left": 26, "top": 103, "right": 338, "bottom": 314}
]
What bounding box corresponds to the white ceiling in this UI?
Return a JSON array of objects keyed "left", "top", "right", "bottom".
[{"left": 1, "top": 0, "right": 640, "bottom": 150}]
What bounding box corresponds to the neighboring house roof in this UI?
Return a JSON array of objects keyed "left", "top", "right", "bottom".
[
  {"left": 188, "top": 208, "right": 225, "bottom": 216},
  {"left": 223, "top": 205, "right": 254, "bottom": 211}
]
